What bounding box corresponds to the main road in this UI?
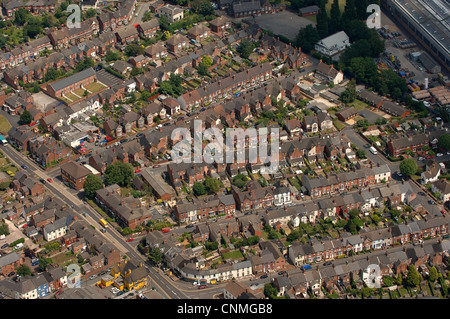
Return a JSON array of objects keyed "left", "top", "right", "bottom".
[{"left": 0, "top": 144, "right": 226, "bottom": 299}]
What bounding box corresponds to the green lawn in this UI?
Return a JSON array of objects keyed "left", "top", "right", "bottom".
[
  {"left": 221, "top": 250, "right": 244, "bottom": 260},
  {"left": 0, "top": 115, "right": 12, "bottom": 135},
  {"left": 73, "top": 88, "right": 87, "bottom": 97},
  {"left": 333, "top": 118, "right": 347, "bottom": 131},
  {"left": 84, "top": 82, "right": 107, "bottom": 93},
  {"left": 64, "top": 93, "right": 80, "bottom": 102},
  {"left": 348, "top": 99, "right": 369, "bottom": 111}
]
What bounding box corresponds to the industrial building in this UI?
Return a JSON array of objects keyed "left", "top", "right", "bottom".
[{"left": 382, "top": 0, "right": 450, "bottom": 72}]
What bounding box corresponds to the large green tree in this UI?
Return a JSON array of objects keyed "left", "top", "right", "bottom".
[
  {"left": 316, "top": 2, "right": 329, "bottom": 38},
  {"left": 84, "top": 174, "right": 103, "bottom": 199},
  {"left": 399, "top": 158, "right": 418, "bottom": 178},
  {"left": 405, "top": 265, "right": 422, "bottom": 288},
  {"left": 329, "top": 0, "right": 342, "bottom": 34},
  {"left": 20, "top": 110, "right": 33, "bottom": 125},
  {"left": 237, "top": 38, "right": 254, "bottom": 59},
  {"left": 104, "top": 161, "right": 135, "bottom": 187},
  {"left": 438, "top": 134, "right": 450, "bottom": 151},
  {"left": 295, "top": 24, "right": 320, "bottom": 53}
]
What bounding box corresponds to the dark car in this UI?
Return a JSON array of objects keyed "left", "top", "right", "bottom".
[
  {"left": 323, "top": 262, "right": 332, "bottom": 266},
  {"left": 21, "top": 165, "right": 27, "bottom": 169},
  {"left": 1, "top": 243, "right": 8, "bottom": 249},
  {"left": 8, "top": 272, "right": 15, "bottom": 277},
  {"left": 120, "top": 139, "right": 128, "bottom": 144},
  {"left": 260, "top": 274, "right": 268, "bottom": 279}
]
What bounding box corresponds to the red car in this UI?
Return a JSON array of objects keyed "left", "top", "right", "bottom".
[
  {"left": 126, "top": 238, "right": 134, "bottom": 242},
  {"left": 198, "top": 285, "right": 207, "bottom": 289},
  {"left": 47, "top": 178, "right": 53, "bottom": 183},
  {"left": 135, "top": 169, "right": 142, "bottom": 173}
]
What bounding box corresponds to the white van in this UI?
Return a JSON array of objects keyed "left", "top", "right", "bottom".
[{"left": 369, "top": 146, "right": 378, "bottom": 155}]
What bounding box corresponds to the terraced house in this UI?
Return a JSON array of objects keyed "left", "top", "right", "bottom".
[
  {"left": 45, "top": 67, "right": 97, "bottom": 99},
  {"left": 95, "top": 184, "right": 153, "bottom": 229},
  {"left": 174, "top": 194, "right": 236, "bottom": 223}
]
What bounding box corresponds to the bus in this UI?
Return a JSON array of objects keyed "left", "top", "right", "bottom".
[
  {"left": 99, "top": 219, "right": 109, "bottom": 228},
  {"left": 0, "top": 135, "right": 7, "bottom": 145}
]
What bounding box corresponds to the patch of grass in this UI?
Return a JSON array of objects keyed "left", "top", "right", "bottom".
[
  {"left": 84, "top": 82, "right": 107, "bottom": 93},
  {"left": 222, "top": 250, "right": 244, "bottom": 260},
  {"left": 333, "top": 118, "right": 347, "bottom": 131},
  {"left": 0, "top": 115, "right": 12, "bottom": 135}
]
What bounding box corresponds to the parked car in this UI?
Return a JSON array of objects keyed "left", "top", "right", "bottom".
[
  {"left": 153, "top": 165, "right": 161, "bottom": 168},
  {"left": 198, "top": 285, "right": 207, "bottom": 289},
  {"left": 21, "top": 165, "right": 27, "bottom": 169},
  {"left": 1, "top": 243, "right": 8, "bottom": 249},
  {"left": 437, "top": 153, "right": 443, "bottom": 157},
  {"left": 260, "top": 274, "right": 268, "bottom": 279},
  {"left": 126, "top": 238, "right": 134, "bottom": 242},
  {"left": 47, "top": 178, "right": 53, "bottom": 183}
]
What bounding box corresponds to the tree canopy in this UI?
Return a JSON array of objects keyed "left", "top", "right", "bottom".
[
  {"left": 84, "top": 174, "right": 104, "bottom": 199},
  {"left": 104, "top": 162, "right": 135, "bottom": 187},
  {"left": 399, "top": 158, "right": 418, "bottom": 178}
]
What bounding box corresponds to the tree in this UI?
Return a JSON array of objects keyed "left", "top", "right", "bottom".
[
  {"left": 125, "top": 43, "right": 145, "bottom": 57},
  {"left": 295, "top": 24, "right": 320, "bottom": 53},
  {"left": 356, "top": 149, "right": 366, "bottom": 159},
  {"left": 329, "top": 0, "right": 342, "bottom": 34},
  {"left": 202, "top": 55, "right": 213, "bottom": 67},
  {"left": 148, "top": 247, "right": 163, "bottom": 265},
  {"left": 438, "top": 134, "right": 450, "bottom": 151},
  {"left": 205, "top": 241, "right": 219, "bottom": 251},
  {"left": 316, "top": 2, "right": 329, "bottom": 38},
  {"left": 104, "top": 162, "right": 135, "bottom": 187},
  {"left": 236, "top": 38, "right": 254, "bottom": 59},
  {"left": 193, "top": 182, "right": 207, "bottom": 196},
  {"left": 14, "top": 8, "right": 31, "bottom": 26},
  {"left": 399, "top": 158, "right": 418, "bottom": 178},
  {"left": 340, "top": 79, "right": 357, "bottom": 103},
  {"left": 204, "top": 176, "right": 220, "bottom": 194},
  {"left": 20, "top": 110, "right": 33, "bottom": 125},
  {"left": 0, "top": 222, "right": 9, "bottom": 236},
  {"left": 158, "top": 14, "right": 170, "bottom": 31},
  {"left": 17, "top": 264, "right": 32, "bottom": 277},
  {"left": 263, "top": 283, "right": 278, "bottom": 299},
  {"left": 84, "top": 174, "right": 103, "bottom": 199},
  {"left": 197, "top": 62, "right": 209, "bottom": 76},
  {"left": 231, "top": 174, "right": 248, "bottom": 189},
  {"left": 428, "top": 267, "right": 439, "bottom": 283},
  {"left": 105, "top": 50, "right": 121, "bottom": 62},
  {"left": 405, "top": 265, "right": 422, "bottom": 288}
]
